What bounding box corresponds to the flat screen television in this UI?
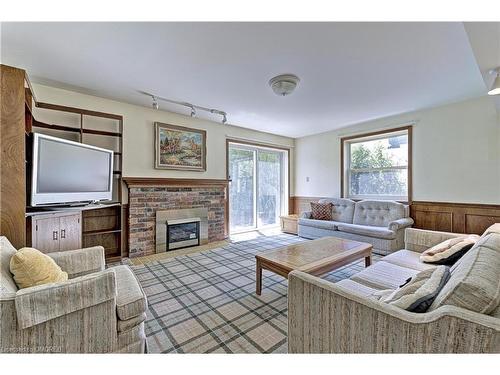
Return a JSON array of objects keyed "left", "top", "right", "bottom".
[{"left": 31, "top": 133, "right": 114, "bottom": 206}]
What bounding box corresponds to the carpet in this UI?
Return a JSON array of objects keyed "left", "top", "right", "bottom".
[{"left": 132, "top": 233, "right": 378, "bottom": 353}]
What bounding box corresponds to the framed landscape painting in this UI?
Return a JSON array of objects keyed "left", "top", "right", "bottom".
[{"left": 154, "top": 122, "right": 207, "bottom": 171}]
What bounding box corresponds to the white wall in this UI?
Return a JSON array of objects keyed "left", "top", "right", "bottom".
[
  {"left": 295, "top": 96, "right": 500, "bottom": 204},
  {"left": 31, "top": 84, "right": 296, "bottom": 200}
]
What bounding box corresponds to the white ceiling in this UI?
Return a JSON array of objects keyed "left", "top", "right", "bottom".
[{"left": 0, "top": 22, "right": 491, "bottom": 137}]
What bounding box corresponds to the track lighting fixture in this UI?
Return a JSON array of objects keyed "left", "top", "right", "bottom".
[
  {"left": 139, "top": 90, "right": 228, "bottom": 124},
  {"left": 488, "top": 68, "right": 500, "bottom": 96},
  {"left": 152, "top": 96, "right": 159, "bottom": 110}
]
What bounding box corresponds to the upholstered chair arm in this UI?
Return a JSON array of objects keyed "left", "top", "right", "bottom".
[
  {"left": 300, "top": 211, "right": 312, "bottom": 219},
  {"left": 288, "top": 271, "right": 500, "bottom": 353},
  {"left": 388, "top": 217, "right": 414, "bottom": 231},
  {"left": 404, "top": 228, "right": 464, "bottom": 253},
  {"left": 48, "top": 246, "right": 105, "bottom": 278},
  {"left": 15, "top": 269, "right": 116, "bottom": 329}
]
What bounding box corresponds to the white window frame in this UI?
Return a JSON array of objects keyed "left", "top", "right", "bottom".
[{"left": 343, "top": 128, "right": 410, "bottom": 202}]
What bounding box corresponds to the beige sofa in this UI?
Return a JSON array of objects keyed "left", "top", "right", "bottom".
[
  {"left": 288, "top": 225, "right": 500, "bottom": 353},
  {"left": 0, "top": 236, "right": 148, "bottom": 353},
  {"left": 298, "top": 198, "right": 414, "bottom": 255}
]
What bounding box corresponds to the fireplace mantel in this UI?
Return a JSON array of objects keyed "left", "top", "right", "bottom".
[{"left": 123, "top": 177, "right": 229, "bottom": 188}]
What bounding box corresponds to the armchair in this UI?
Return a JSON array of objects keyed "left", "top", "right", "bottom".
[{"left": 0, "top": 236, "right": 147, "bottom": 353}]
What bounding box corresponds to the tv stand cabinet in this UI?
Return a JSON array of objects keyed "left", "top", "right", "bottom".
[
  {"left": 26, "top": 203, "right": 123, "bottom": 262},
  {"left": 27, "top": 211, "right": 82, "bottom": 253}
]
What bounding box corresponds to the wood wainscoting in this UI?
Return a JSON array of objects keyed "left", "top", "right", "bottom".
[
  {"left": 410, "top": 201, "right": 500, "bottom": 235},
  {"left": 290, "top": 196, "right": 324, "bottom": 215},
  {"left": 291, "top": 197, "right": 500, "bottom": 235}
]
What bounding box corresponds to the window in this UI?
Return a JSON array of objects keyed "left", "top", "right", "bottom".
[{"left": 342, "top": 127, "right": 411, "bottom": 202}]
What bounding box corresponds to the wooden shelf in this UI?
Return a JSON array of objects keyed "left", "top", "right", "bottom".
[
  {"left": 33, "top": 119, "right": 81, "bottom": 133},
  {"left": 30, "top": 100, "right": 126, "bottom": 262},
  {"left": 82, "top": 128, "right": 122, "bottom": 137},
  {"left": 83, "top": 228, "right": 122, "bottom": 236}
]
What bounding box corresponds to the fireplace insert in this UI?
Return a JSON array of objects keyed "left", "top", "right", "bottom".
[{"left": 166, "top": 217, "right": 201, "bottom": 250}]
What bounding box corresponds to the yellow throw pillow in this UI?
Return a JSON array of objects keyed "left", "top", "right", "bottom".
[{"left": 10, "top": 248, "right": 68, "bottom": 289}]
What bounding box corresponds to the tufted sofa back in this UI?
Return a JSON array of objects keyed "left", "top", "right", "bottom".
[
  {"left": 353, "top": 200, "right": 406, "bottom": 227},
  {"left": 318, "top": 198, "right": 355, "bottom": 223}
]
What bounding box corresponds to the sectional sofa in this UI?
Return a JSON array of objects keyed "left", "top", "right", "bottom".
[
  {"left": 288, "top": 225, "right": 500, "bottom": 353},
  {"left": 298, "top": 198, "right": 414, "bottom": 255}
]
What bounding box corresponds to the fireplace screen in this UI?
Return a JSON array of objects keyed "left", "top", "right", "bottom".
[{"left": 167, "top": 218, "right": 200, "bottom": 250}]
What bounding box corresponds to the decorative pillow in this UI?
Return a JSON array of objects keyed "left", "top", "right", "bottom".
[
  {"left": 10, "top": 248, "right": 68, "bottom": 289},
  {"left": 429, "top": 232, "right": 500, "bottom": 314},
  {"left": 373, "top": 266, "right": 450, "bottom": 313},
  {"left": 310, "top": 202, "right": 333, "bottom": 221},
  {"left": 420, "top": 235, "right": 479, "bottom": 265}
]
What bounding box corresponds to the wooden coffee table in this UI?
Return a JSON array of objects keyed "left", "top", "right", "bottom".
[{"left": 255, "top": 236, "right": 372, "bottom": 295}]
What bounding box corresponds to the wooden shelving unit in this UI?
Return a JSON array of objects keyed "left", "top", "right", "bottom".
[{"left": 28, "top": 101, "right": 127, "bottom": 262}]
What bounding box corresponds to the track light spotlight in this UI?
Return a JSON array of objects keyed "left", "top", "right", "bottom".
[
  {"left": 488, "top": 68, "right": 500, "bottom": 96},
  {"left": 190, "top": 106, "right": 196, "bottom": 117},
  {"left": 222, "top": 113, "right": 227, "bottom": 124},
  {"left": 152, "top": 96, "right": 159, "bottom": 110}
]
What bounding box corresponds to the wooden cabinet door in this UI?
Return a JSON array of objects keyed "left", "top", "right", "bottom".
[
  {"left": 59, "top": 213, "right": 82, "bottom": 251},
  {"left": 33, "top": 216, "right": 60, "bottom": 253}
]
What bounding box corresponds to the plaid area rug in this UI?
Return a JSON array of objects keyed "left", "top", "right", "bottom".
[{"left": 132, "top": 233, "right": 374, "bottom": 353}]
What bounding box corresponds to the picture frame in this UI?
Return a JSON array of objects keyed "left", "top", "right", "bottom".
[{"left": 154, "top": 122, "right": 207, "bottom": 171}]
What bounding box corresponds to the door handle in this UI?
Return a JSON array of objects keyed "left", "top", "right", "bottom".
[
  {"left": 53, "top": 231, "right": 58, "bottom": 241},
  {"left": 61, "top": 229, "right": 66, "bottom": 239}
]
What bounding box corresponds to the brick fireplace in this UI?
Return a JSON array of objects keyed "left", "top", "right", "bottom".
[{"left": 124, "top": 178, "right": 228, "bottom": 258}]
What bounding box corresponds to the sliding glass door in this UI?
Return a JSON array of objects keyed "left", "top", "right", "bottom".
[{"left": 228, "top": 142, "right": 287, "bottom": 233}]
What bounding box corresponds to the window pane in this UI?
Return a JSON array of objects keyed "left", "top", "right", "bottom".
[
  {"left": 347, "top": 131, "right": 409, "bottom": 199},
  {"left": 350, "top": 169, "right": 407, "bottom": 197},
  {"left": 350, "top": 135, "right": 408, "bottom": 169},
  {"left": 257, "top": 150, "right": 282, "bottom": 227},
  {"left": 229, "top": 148, "right": 255, "bottom": 232}
]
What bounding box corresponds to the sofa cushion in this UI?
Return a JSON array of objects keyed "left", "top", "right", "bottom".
[
  {"left": 310, "top": 202, "right": 333, "bottom": 220},
  {"left": 336, "top": 279, "right": 382, "bottom": 297},
  {"left": 429, "top": 232, "right": 500, "bottom": 314},
  {"left": 318, "top": 198, "right": 355, "bottom": 223},
  {"left": 0, "top": 236, "right": 18, "bottom": 294},
  {"left": 350, "top": 261, "right": 419, "bottom": 290},
  {"left": 420, "top": 235, "right": 479, "bottom": 265},
  {"left": 117, "top": 312, "right": 147, "bottom": 333},
  {"left": 383, "top": 250, "right": 436, "bottom": 271},
  {"left": 10, "top": 247, "right": 68, "bottom": 289},
  {"left": 298, "top": 218, "right": 337, "bottom": 231},
  {"left": 375, "top": 266, "right": 451, "bottom": 313},
  {"left": 337, "top": 222, "right": 396, "bottom": 240},
  {"left": 353, "top": 200, "right": 406, "bottom": 227},
  {"left": 113, "top": 265, "right": 148, "bottom": 320}
]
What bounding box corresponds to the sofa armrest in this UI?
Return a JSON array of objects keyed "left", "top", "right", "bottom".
[
  {"left": 48, "top": 246, "right": 105, "bottom": 278},
  {"left": 388, "top": 217, "right": 414, "bottom": 231},
  {"left": 288, "top": 271, "right": 500, "bottom": 353},
  {"left": 300, "top": 211, "right": 312, "bottom": 219},
  {"left": 404, "top": 228, "right": 464, "bottom": 253},
  {"left": 15, "top": 269, "right": 116, "bottom": 329}
]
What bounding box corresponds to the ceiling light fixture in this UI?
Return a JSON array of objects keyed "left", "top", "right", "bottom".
[
  {"left": 488, "top": 68, "right": 500, "bottom": 96},
  {"left": 269, "top": 74, "right": 300, "bottom": 96},
  {"left": 139, "top": 90, "right": 228, "bottom": 124}
]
